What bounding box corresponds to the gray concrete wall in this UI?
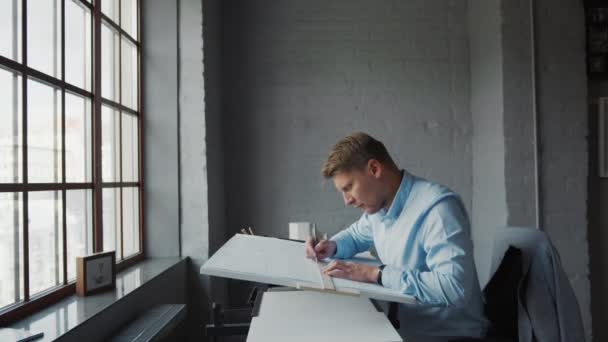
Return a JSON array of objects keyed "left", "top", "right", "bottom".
[
  {"left": 221, "top": 0, "right": 472, "bottom": 246},
  {"left": 468, "top": 0, "right": 508, "bottom": 285},
  {"left": 142, "top": 0, "right": 181, "bottom": 258},
  {"left": 501, "top": 0, "right": 538, "bottom": 229},
  {"left": 203, "top": 0, "right": 227, "bottom": 261},
  {"left": 178, "top": 1, "right": 215, "bottom": 340},
  {"left": 202, "top": 0, "right": 230, "bottom": 308},
  {"left": 468, "top": 0, "right": 539, "bottom": 286},
  {"left": 534, "top": 0, "right": 591, "bottom": 339},
  {"left": 179, "top": 0, "right": 208, "bottom": 267},
  {"left": 143, "top": 1, "right": 220, "bottom": 340}
]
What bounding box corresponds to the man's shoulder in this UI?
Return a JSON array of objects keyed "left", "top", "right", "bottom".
[
  {"left": 409, "top": 176, "right": 455, "bottom": 199},
  {"left": 402, "top": 176, "right": 464, "bottom": 217}
]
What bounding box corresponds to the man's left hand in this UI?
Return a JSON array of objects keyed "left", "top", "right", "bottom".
[{"left": 323, "top": 260, "right": 380, "bottom": 284}]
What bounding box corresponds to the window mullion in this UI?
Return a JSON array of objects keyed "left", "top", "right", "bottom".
[
  {"left": 93, "top": 0, "right": 104, "bottom": 253},
  {"left": 136, "top": 0, "right": 143, "bottom": 256},
  {"left": 118, "top": 0, "right": 124, "bottom": 261},
  {"left": 52, "top": 0, "right": 62, "bottom": 288},
  {"left": 21, "top": 0, "right": 29, "bottom": 302},
  {"left": 61, "top": 0, "right": 68, "bottom": 286},
  {"left": 11, "top": 0, "right": 21, "bottom": 303}
]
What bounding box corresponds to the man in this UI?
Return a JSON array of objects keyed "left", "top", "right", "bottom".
[{"left": 305, "top": 132, "right": 488, "bottom": 340}]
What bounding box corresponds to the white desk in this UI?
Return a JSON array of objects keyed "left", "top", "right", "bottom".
[{"left": 246, "top": 289, "right": 403, "bottom": 342}]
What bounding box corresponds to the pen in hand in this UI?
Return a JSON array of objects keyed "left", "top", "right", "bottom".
[
  {"left": 311, "top": 224, "right": 319, "bottom": 263},
  {"left": 305, "top": 225, "right": 334, "bottom": 260}
]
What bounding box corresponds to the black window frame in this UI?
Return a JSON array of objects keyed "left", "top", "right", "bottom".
[{"left": 0, "top": 0, "right": 144, "bottom": 326}]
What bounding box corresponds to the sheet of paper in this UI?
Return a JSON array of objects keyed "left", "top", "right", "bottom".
[{"left": 202, "top": 234, "right": 320, "bottom": 286}]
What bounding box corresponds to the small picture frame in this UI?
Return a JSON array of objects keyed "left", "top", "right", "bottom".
[{"left": 76, "top": 251, "right": 116, "bottom": 296}]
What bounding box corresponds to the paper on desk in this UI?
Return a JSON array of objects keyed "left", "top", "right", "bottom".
[
  {"left": 201, "top": 234, "right": 320, "bottom": 286},
  {"left": 200, "top": 234, "right": 416, "bottom": 304}
]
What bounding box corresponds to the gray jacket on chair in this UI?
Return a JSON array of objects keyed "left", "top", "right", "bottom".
[
  {"left": 491, "top": 227, "right": 585, "bottom": 342},
  {"left": 517, "top": 236, "right": 585, "bottom": 342}
]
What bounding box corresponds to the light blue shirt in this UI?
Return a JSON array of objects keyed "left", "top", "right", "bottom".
[{"left": 331, "top": 171, "right": 489, "bottom": 338}]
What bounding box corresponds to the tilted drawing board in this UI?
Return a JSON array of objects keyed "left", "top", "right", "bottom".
[{"left": 200, "top": 234, "right": 416, "bottom": 305}]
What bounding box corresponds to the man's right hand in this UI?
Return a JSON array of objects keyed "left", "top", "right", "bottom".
[{"left": 305, "top": 238, "right": 337, "bottom": 260}]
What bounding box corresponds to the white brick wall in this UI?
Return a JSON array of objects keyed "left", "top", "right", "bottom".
[{"left": 222, "top": 0, "right": 472, "bottom": 240}]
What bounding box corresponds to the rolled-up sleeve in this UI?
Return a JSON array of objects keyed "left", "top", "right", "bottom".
[
  {"left": 381, "top": 197, "right": 472, "bottom": 307},
  {"left": 330, "top": 215, "right": 374, "bottom": 259}
]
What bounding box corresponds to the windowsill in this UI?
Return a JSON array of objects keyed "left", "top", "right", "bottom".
[{"left": 7, "top": 257, "right": 186, "bottom": 341}]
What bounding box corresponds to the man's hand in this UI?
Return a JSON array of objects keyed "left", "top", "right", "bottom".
[
  {"left": 305, "top": 238, "right": 336, "bottom": 260},
  {"left": 323, "top": 260, "right": 380, "bottom": 284}
]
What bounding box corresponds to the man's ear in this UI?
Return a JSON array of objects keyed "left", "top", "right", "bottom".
[{"left": 368, "top": 159, "right": 382, "bottom": 178}]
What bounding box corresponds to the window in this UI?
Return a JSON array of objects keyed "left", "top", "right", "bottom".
[{"left": 0, "top": 0, "right": 142, "bottom": 324}]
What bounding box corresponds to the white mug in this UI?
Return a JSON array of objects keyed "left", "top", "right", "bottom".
[{"left": 289, "top": 222, "right": 312, "bottom": 240}]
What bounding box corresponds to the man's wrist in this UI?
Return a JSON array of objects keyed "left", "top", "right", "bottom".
[
  {"left": 370, "top": 268, "right": 380, "bottom": 284},
  {"left": 376, "top": 265, "right": 386, "bottom": 286}
]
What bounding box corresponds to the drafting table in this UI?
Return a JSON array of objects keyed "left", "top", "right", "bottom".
[{"left": 200, "top": 234, "right": 416, "bottom": 304}]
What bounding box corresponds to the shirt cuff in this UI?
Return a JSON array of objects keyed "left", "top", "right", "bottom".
[
  {"left": 330, "top": 232, "right": 354, "bottom": 259},
  {"left": 381, "top": 265, "right": 405, "bottom": 290}
]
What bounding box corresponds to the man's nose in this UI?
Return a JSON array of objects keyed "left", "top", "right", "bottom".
[{"left": 343, "top": 193, "right": 355, "bottom": 206}]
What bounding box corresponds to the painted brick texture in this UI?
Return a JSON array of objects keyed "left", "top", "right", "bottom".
[{"left": 222, "top": 0, "right": 472, "bottom": 242}]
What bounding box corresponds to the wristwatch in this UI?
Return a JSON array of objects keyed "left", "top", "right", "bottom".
[{"left": 377, "top": 264, "right": 386, "bottom": 286}]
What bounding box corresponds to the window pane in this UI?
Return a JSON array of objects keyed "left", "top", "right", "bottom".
[
  {"left": 0, "top": 192, "right": 24, "bottom": 310},
  {"left": 65, "top": 92, "right": 92, "bottom": 183},
  {"left": 101, "top": 0, "right": 119, "bottom": 24},
  {"left": 121, "top": 0, "right": 138, "bottom": 39},
  {"left": 122, "top": 187, "right": 139, "bottom": 258},
  {"left": 121, "top": 38, "right": 138, "bottom": 110},
  {"left": 121, "top": 114, "right": 138, "bottom": 182},
  {"left": 102, "top": 188, "right": 121, "bottom": 259},
  {"left": 101, "top": 21, "right": 119, "bottom": 102},
  {"left": 102, "top": 105, "right": 120, "bottom": 182},
  {"left": 28, "top": 79, "right": 62, "bottom": 183},
  {"left": 66, "top": 190, "right": 92, "bottom": 281},
  {"left": 29, "top": 191, "right": 64, "bottom": 296},
  {"left": 0, "top": 69, "right": 22, "bottom": 183},
  {"left": 27, "top": 0, "right": 62, "bottom": 78},
  {"left": 0, "top": 0, "right": 22, "bottom": 62},
  {"left": 66, "top": 0, "right": 92, "bottom": 91}
]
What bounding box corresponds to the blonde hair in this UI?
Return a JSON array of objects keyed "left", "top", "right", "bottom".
[{"left": 321, "top": 132, "right": 396, "bottom": 178}]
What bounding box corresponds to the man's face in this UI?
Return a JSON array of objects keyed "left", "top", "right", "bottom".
[{"left": 332, "top": 163, "right": 384, "bottom": 215}]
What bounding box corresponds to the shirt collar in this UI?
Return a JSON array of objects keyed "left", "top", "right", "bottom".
[{"left": 382, "top": 170, "right": 412, "bottom": 221}]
